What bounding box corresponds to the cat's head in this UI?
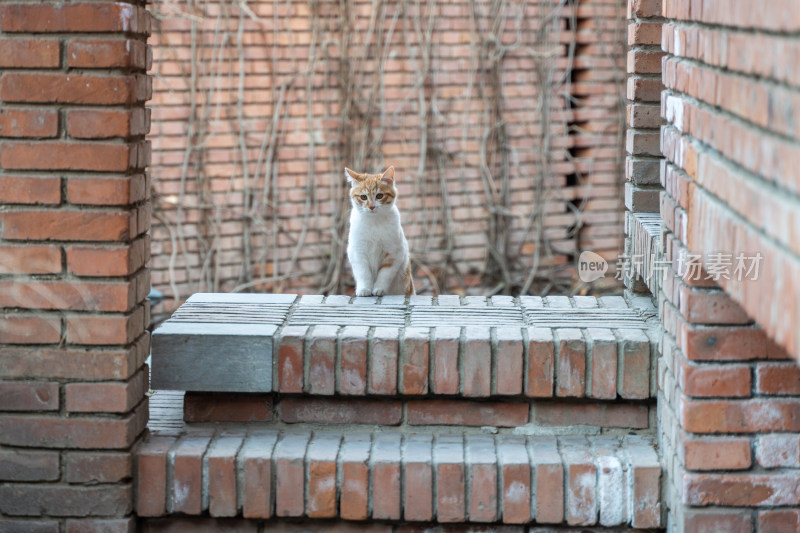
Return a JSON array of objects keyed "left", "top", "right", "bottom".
[{"left": 345, "top": 166, "right": 397, "bottom": 214}]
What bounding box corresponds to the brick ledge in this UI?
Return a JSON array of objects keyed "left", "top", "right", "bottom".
[{"left": 136, "top": 429, "right": 662, "bottom": 528}]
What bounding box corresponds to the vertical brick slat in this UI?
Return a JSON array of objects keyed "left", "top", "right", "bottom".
[
  {"left": 464, "top": 434, "right": 498, "bottom": 523},
  {"left": 402, "top": 433, "right": 433, "bottom": 522},
  {"left": 239, "top": 431, "right": 279, "bottom": 519}
]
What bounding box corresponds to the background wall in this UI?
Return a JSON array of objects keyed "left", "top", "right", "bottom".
[{"left": 147, "top": 0, "right": 628, "bottom": 313}]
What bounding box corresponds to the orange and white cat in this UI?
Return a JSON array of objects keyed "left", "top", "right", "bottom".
[{"left": 346, "top": 166, "right": 415, "bottom": 296}]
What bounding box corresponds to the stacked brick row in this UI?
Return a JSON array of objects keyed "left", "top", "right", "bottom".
[
  {"left": 137, "top": 431, "right": 660, "bottom": 528},
  {"left": 146, "top": 0, "right": 627, "bottom": 310},
  {"left": 656, "top": 0, "right": 800, "bottom": 530},
  {"left": 141, "top": 293, "right": 662, "bottom": 528},
  {"left": 170, "top": 294, "right": 656, "bottom": 430},
  {"left": 0, "top": 2, "right": 152, "bottom": 531}
]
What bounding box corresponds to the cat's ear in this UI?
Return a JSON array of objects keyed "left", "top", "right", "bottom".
[
  {"left": 380, "top": 166, "right": 395, "bottom": 185},
  {"left": 344, "top": 167, "right": 363, "bottom": 184}
]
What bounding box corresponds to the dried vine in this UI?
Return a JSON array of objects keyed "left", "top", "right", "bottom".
[{"left": 149, "top": 0, "right": 626, "bottom": 305}]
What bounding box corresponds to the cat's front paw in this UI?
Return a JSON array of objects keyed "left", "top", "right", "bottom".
[
  {"left": 372, "top": 287, "right": 387, "bottom": 296},
  {"left": 355, "top": 288, "right": 373, "bottom": 297}
]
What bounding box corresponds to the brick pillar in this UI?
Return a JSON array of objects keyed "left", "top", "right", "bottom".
[
  {"left": 657, "top": 0, "right": 800, "bottom": 531},
  {"left": 623, "top": 0, "right": 665, "bottom": 294},
  {"left": 0, "top": 2, "right": 151, "bottom": 530}
]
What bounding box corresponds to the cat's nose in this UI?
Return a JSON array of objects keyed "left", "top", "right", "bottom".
[{"left": 369, "top": 205, "right": 375, "bottom": 211}]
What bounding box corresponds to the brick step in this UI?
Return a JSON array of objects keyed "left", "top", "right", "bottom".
[
  {"left": 151, "top": 293, "right": 659, "bottom": 403},
  {"left": 136, "top": 428, "right": 662, "bottom": 528}
]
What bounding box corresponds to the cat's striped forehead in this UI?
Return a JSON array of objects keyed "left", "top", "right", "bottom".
[{"left": 346, "top": 168, "right": 397, "bottom": 204}]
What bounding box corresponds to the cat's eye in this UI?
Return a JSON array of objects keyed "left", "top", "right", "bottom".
[
  {"left": 360, "top": 194, "right": 367, "bottom": 200},
  {"left": 376, "top": 193, "right": 384, "bottom": 199}
]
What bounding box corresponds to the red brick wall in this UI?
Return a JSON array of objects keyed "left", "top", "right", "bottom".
[
  {"left": 147, "top": 0, "right": 628, "bottom": 312},
  {"left": 651, "top": 0, "right": 800, "bottom": 530},
  {"left": 0, "top": 1, "right": 151, "bottom": 530}
]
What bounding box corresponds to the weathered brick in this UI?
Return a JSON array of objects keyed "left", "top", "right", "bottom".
[
  {"left": 497, "top": 436, "right": 531, "bottom": 524},
  {"left": 681, "top": 398, "right": 800, "bottom": 433},
  {"left": 277, "top": 326, "right": 307, "bottom": 393},
  {"left": 432, "top": 326, "right": 460, "bottom": 394},
  {"left": 0, "top": 484, "right": 132, "bottom": 517},
  {"left": 526, "top": 327, "right": 554, "bottom": 397},
  {"left": 0, "top": 177, "right": 61, "bottom": 205},
  {"left": 0, "top": 343, "right": 146, "bottom": 381},
  {"left": 433, "top": 435, "right": 466, "bottom": 523},
  {"left": 0, "top": 73, "right": 149, "bottom": 105},
  {"left": 184, "top": 392, "right": 272, "bottom": 423},
  {"left": 1, "top": 141, "right": 138, "bottom": 172},
  {"left": 534, "top": 402, "right": 649, "bottom": 428},
  {"left": 463, "top": 326, "right": 491, "bottom": 397},
  {"left": 65, "top": 518, "right": 135, "bottom": 533},
  {"left": 683, "top": 509, "right": 753, "bottom": 533},
  {"left": 0, "top": 39, "right": 60, "bottom": 68},
  {"left": 274, "top": 432, "right": 310, "bottom": 517},
  {"left": 0, "top": 109, "right": 59, "bottom": 138},
  {"left": 66, "top": 451, "right": 131, "bottom": 483},
  {"left": 307, "top": 325, "right": 337, "bottom": 395},
  {"left": 239, "top": 431, "right": 278, "bottom": 519},
  {"left": 680, "top": 324, "right": 767, "bottom": 361},
  {"left": 628, "top": 21, "right": 662, "bottom": 45},
  {"left": 0, "top": 279, "right": 136, "bottom": 312},
  {"left": 555, "top": 328, "right": 585, "bottom": 397},
  {"left": 306, "top": 433, "right": 340, "bottom": 518},
  {"left": 407, "top": 399, "right": 528, "bottom": 427},
  {"left": 756, "top": 362, "right": 800, "bottom": 395},
  {"left": 66, "top": 308, "right": 145, "bottom": 345},
  {"left": 464, "top": 434, "right": 498, "bottom": 523},
  {"left": 207, "top": 433, "right": 244, "bottom": 517},
  {"left": 369, "top": 327, "right": 399, "bottom": 395},
  {"left": 628, "top": 0, "right": 662, "bottom": 18},
  {"left": 0, "top": 412, "right": 140, "bottom": 449},
  {"left": 530, "top": 437, "right": 564, "bottom": 523},
  {"left": 627, "top": 50, "right": 666, "bottom": 74},
  {"left": 495, "top": 327, "right": 523, "bottom": 395},
  {"left": 684, "top": 436, "right": 752, "bottom": 471},
  {"left": 403, "top": 433, "right": 433, "bottom": 522},
  {"left": 679, "top": 361, "right": 751, "bottom": 398},
  {"left": 339, "top": 433, "right": 371, "bottom": 521},
  {"left": 0, "top": 381, "right": 59, "bottom": 411},
  {"left": 67, "top": 39, "right": 147, "bottom": 69},
  {"left": 400, "top": 327, "right": 429, "bottom": 395},
  {"left": 586, "top": 328, "right": 617, "bottom": 399},
  {"left": 371, "top": 433, "right": 401, "bottom": 520},
  {"left": 563, "top": 441, "right": 597, "bottom": 526},
  {"left": 280, "top": 397, "right": 401, "bottom": 425},
  {"left": 0, "top": 3, "right": 147, "bottom": 33},
  {"left": 617, "top": 329, "right": 650, "bottom": 399},
  {"left": 0, "top": 314, "right": 62, "bottom": 344},
  {"left": 67, "top": 108, "right": 149, "bottom": 139},
  {"left": 338, "top": 325, "right": 368, "bottom": 395},
  {"left": 171, "top": 433, "right": 212, "bottom": 515},
  {"left": 627, "top": 443, "right": 661, "bottom": 528},
  {"left": 67, "top": 241, "right": 146, "bottom": 277},
  {"left": 684, "top": 473, "right": 800, "bottom": 506},
  {"left": 0, "top": 210, "right": 134, "bottom": 242},
  {"left": 67, "top": 176, "right": 145, "bottom": 206},
  {"left": 0, "top": 449, "right": 60, "bottom": 481},
  {"left": 759, "top": 510, "right": 800, "bottom": 533},
  {"left": 65, "top": 370, "right": 147, "bottom": 413},
  {"left": 756, "top": 434, "right": 800, "bottom": 468}
]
